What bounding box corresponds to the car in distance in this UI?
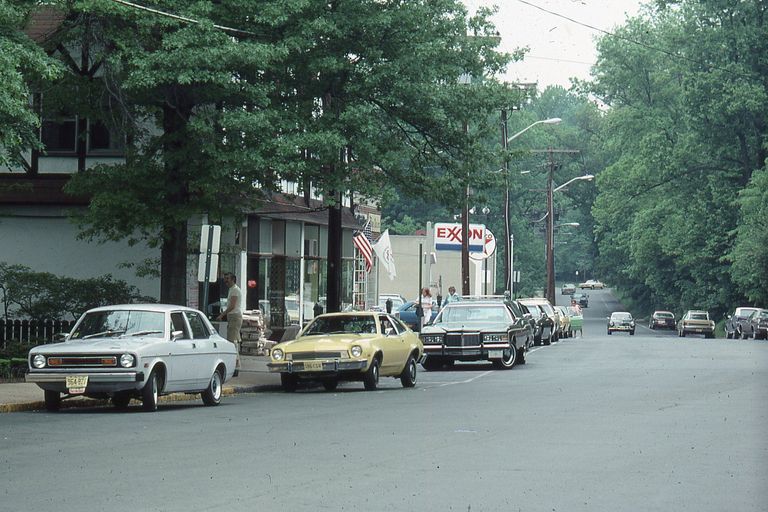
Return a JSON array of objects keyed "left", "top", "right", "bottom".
[
  {"left": 607, "top": 312, "right": 635, "bottom": 335},
  {"left": 419, "top": 298, "right": 531, "bottom": 370},
  {"left": 267, "top": 312, "right": 423, "bottom": 391},
  {"left": 579, "top": 279, "right": 605, "bottom": 290},
  {"left": 724, "top": 307, "right": 759, "bottom": 339},
  {"left": 677, "top": 310, "right": 715, "bottom": 338},
  {"left": 571, "top": 292, "right": 589, "bottom": 308},
  {"left": 649, "top": 310, "right": 676, "bottom": 330},
  {"left": 561, "top": 283, "right": 576, "bottom": 295},
  {"left": 26, "top": 304, "right": 237, "bottom": 412},
  {"left": 744, "top": 309, "right": 768, "bottom": 340}
]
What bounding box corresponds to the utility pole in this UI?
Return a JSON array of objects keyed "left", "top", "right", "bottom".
[
  {"left": 501, "top": 109, "right": 511, "bottom": 294},
  {"left": 546, "top": 155, "right": 555, "bottom": 306},
  {"left": 461, "top": 121, "right": 470, "bottom": 296}
]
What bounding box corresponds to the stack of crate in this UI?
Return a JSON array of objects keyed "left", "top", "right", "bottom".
[{"left": 239, "top": 310, "right": 270, "bottom": 356}]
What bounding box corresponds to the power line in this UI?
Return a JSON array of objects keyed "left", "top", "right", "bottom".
[{"left": 514, "top": 0, "right": 755, "bottom": 81}]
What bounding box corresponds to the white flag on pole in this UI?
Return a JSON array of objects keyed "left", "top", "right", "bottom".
[{"left": 373, "top": 229, "right": 397, "bottom": 280}]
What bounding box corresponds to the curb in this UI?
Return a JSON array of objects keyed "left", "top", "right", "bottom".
[{"left": 0, "top": 383, "right": 281, "bottom": 414}]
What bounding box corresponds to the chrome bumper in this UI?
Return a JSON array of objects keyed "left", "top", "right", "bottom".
[
  {"left": 267, "top": 360, "right": 368, "bottom": 373},
  {"left": 26, "top": 371, "right": 142, "bottom": 383}
]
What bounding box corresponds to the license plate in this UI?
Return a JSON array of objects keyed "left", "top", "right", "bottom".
[
  {"left": 303, "top": 361, "right": 324, "bottom": 372},
  {"left": 66, "top": 375, "right": 88, "bottom": 394},
  {"left": 488, "top": 350, "right": 503, "bottom": 358}
]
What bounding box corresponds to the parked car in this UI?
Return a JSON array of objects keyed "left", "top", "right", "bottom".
[
  {"left": 571, "top": 292, "right": 589, "bottom": 308},
  {"left": 267, "top": 312, "right": 423, "bottom": 391},
  {"left": 26, "top": 304, "right": 237, "bottom": 412},
  {"left": 395, "top": 300, "right": 439, "bottom": 331},
  {"left": 561, "top": 283, "right": 576, "bottom": 295},
  {"left": 607, "top": 311, "right": 635, "bottom": 335},
  {"left": 725, "top": 307, "right": 759, "bottom": 339},
  {"left": 579, "top": 279, "right": 605, "bottom": 289},
  {"left": 677, "top": 310, "right": 715, "bottom": 338},
  {"left": 419, "top": 298, "right": 532, "bottom": 370},
  {"left": 524, "top": 297, "right": 562, "bottom": 341},
  {"left": 744, "top": 308, "right": 768, "bottom": 340},
  {"left": 555, "top": 305, "right": 573, "bottom": 338},
  {"left": 519, "top": 299, "right": 556, "bottom": 345},
  {"left": 649, "top": 310, "right": 676, "bottom": 330}
]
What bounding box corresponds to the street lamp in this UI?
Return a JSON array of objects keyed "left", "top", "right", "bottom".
[
  {"left": 501, "top": 114, "right": 562, "bottom": 296},
  {"left": 546, "top": 175, "right": 594, "bottom": 305}
]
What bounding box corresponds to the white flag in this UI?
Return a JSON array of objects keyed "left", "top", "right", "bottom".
[{"left": 373, "top": 229, "right": 397, "bottom": 280}]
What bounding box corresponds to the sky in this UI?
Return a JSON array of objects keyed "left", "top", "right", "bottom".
[{"left": 464, "top": 0, "right": 647, "bottom": 89}]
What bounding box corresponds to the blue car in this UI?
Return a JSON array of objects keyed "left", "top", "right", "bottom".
[{"left": 396, "top": 300, "right": 439, "bottom": 332}]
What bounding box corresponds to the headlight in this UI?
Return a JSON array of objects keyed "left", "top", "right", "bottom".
[
  {"left": 482, "top": 333, "right": 508, "bottom": 342},
  {"left": 350, "top": 345, "right": 363, "bottom": 358},
  {"left": 609, "top": 322, "right": 614, "bottom": 327},
  {"left": 630, "top": 321, "right": 635, "bottom": 326},
  {"left": 272, "top": 348, "right": 284, "bottom": 361},
  {"left": 119, "top": 354, "right": 135, "bottom": 368},
  {"left": 32, "top": 354, "right": 46, "bottom": 369}
]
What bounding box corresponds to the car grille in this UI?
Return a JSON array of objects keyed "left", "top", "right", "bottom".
[
  {"left": 45, "top": 355, "right": 118, "bottom": 368},
  {"left": 445, "top": 333, "right": 481, "bottom": 347},
  {"left": 290, "top": 351, "right": 344, "bottom": 361}
]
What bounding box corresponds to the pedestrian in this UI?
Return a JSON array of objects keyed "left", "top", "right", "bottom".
[
  {"left": 418, "top": 287, "right": 433, "bottom": 331},
  {"left": 570, "top": 299, "right": 582, "bottom": 315},
  {"left": 217, "top": 272, "right": 243, "bottom": 372},
  {"left": 444, "top": 286, "right": 461, "bottom": 305}
]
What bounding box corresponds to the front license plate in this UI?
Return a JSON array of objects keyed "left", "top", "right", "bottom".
[
  {"left": 303, "top": 361, "right": 324, "bottom": 372},
  {"left": 488, "top": 350, "right": 503, "bottom": 358},
  {"left": 66, "top": 375, "right": 88, "bottom": 394}
]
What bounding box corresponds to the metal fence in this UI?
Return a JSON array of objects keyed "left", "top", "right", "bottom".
[{"left": 0, "top": 319, "right": 76, "bottom": 347}]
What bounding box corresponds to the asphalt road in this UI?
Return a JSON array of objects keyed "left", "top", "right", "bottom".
[{"left": 2, "top": 288, "right": 766, "bottom": 512}]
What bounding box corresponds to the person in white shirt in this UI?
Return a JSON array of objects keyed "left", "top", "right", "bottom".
[
  {"left": 217, "top": 272, "right": 243, "bottom": 371},
  {"left": 419, "top": 287, "right": 433, "bottom": 331}
]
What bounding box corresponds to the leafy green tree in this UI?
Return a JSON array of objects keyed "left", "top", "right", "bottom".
[
  {"left": 0, "top": 0, "right": 60, "bottom": 167},
  {"left": 729, "top": 167, "right": 768, "bottom": 304}
]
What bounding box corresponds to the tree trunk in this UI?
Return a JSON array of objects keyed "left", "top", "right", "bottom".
[
  {"left": 326, "top": 188, "right": 342, "bottom": 313},
  {"left": 160, "top": 223, "right": 188, "bottom": 305}
]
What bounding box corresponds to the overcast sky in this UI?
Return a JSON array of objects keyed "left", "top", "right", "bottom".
[{"left": 464, "top": 0, "right": 646, "bottom": 89}]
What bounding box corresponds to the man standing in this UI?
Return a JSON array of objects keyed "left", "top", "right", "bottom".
[
  {"left": 217, "top": 272, "right": 243, "bottom": 371},
  {"left": 444, "top": 286, "right": 461, "bottom": 305}
]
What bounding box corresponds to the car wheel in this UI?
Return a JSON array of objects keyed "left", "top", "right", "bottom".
[
  {"left": 280, "top": 373, "right": 298, "bottom": 392},
  {"left": 517, "top": 347, "right": 527, "bottom": 365},
  {"left": 726, "top": 329, "right": 733, "bottom": 339},
  {"left": 741, "top": 330, "right": 749, "bottom": 340},
  {"left": 201, "top": 368, "right": 223, "bottom": 406},
  {"left": 533, "top": 334, "right": 542, "bottom": 346},
  {"left": 112, "top": 392, "right": 132, "bottom": 409},
  {"left": 44, "top": 390, "right": 61, "bottom": 412},
  {"left": 142, "top": 368, "right": 160, "bottom": 412},
  {"left": 322, "top": 379, "right": 339, "bottom": 391},
  {"left": 493, "top": 344, "right": 517, "bottom": 370},
  {"left": 607, "top": 330, "right": 612, "bottom": 335},
  {"left": 630, "top": 330, "right": 635, "bottom": 335},
  {"left": 399, "top": 355, "right": 417, "bottom": 388},
  {"left": 363, "top": 357, "right": 380, "bottom": 390},
  {"left": 421, "top": 356, "right": 443, "bottom": 371}
]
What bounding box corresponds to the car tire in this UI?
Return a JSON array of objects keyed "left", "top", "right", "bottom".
[
  {"left": 421, "top": 357, "right": 443, "bottom": 371},
  {"left": 517, "top": 347, "right": 527, "bottom": 365},
  {"left": 630, "top": 330, "right": 635, "bottom": 335},
  {"left": 142, "top": 367, "right": 160, "bottom": 412},
  {"left": 281, "top": 373, "right": 298, "bottom": 392},
  {"left": 363, "top": 357, "right": 380, "bottom": 391},
  {"left": 741, "top": 330, "right": 749, "bottom": 340},
  {"left": 400, "top": 355, "right": 417, "bottom": 388},
  {"left": 493, "top": 344, "right": 517, "bottom": 370},
  {"left": 533, "top": 334, "right": 542, "bottom": 346},
  {"left": 112, "top": 392, "right": 132, "bottom": 409},
  {"left": 201, "top": 368, "right": 223, "bottom": 406},
  {"left": 44, "top": 390, "right": 61, "bottom": 412},
  {"left": 607, "top": 330, "right": 612, "bottom": 335},
  {"left": 322, "top": 379, "right": 339, "bottom": 391},
  {"left": 725, "top": 329, "right": 732, "bottom": 339}
]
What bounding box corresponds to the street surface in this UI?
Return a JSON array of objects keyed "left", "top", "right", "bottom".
[{"left": 1, "top": 289, "right": 766, "bottom": 512}]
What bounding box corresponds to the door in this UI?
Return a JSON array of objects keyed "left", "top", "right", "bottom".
[
  {"left": 378, "top": 314, "right": 409, "bottom": 373},
  {"left": 165, "top": 311, "right": 199, "bottom": 392},
  {"left": 184, "top": 310, "right": 218, "bottom": 388}
]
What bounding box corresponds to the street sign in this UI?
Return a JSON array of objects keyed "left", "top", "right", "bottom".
[
  {"left": 197, "top": 224, "right": 221, "bottom": 283},
  {"left": 469, "top": 229, "right": 496, "bottom": 261},
  {"left": 197, "top": 253, "right": 219, "bottom": 282},
  {"left": 434, "top": 222, "right": 485, "bottom": 252},
  {"left": 199, "top": 225, "right": 221, "bottom": 254}
]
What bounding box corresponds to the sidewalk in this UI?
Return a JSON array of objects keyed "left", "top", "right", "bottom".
[{"left": 0, "top": 355, "right": 280, "bottom": 413}]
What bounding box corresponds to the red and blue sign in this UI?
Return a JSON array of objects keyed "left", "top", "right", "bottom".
[{"left": 434, "top": 223, "right": 486, "bottom": 252}]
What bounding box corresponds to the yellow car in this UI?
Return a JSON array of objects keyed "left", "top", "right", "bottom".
[{"left": 268, "top": 312, "right": 424, "bottom": 391}]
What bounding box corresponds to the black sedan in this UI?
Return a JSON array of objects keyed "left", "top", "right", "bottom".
[
  {"left": 725, "top": 307, "right": 760, "bottom": 339},
  {"left": 571, "top": 292, "right": 589, "bottom": 308},
  {"left": 649, "top": 310, "right": 676, "bottom": 330},
  {"left": 419, "top": 299, "right": 532, "bottom": 370},
  {"left": 744, "top": 308, "right": 768, "bottom": 340}
]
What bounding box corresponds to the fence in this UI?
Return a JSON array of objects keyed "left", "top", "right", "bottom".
[{"left": 0, "top": 319, "right": 77, "bottom": 347}]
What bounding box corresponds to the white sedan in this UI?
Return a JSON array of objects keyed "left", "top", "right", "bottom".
[
  {"left": 579, "top": 279, "right": 605, "bottom": 289},
  {"left": 26, "top": 304, "right": 237, "bottom": 412}
]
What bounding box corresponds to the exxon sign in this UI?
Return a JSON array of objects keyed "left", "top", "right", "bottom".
[{"left": 434, "top": 223, "right": 486, "bottom": 252}]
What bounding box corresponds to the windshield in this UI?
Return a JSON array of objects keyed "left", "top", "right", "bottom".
[
  {"left": 437, "top": 305, "right": 510, "bottom": 324},
  {"left": 754, "top": 311, "right": 768, "bottom": 319},
  {"left": 611, "top": 313, "right": 633, "bottom": 320},
  {"left": 70, "top": 310, "right": 165, "bottom": 339},
  {"left": 303, "top": 315, "right": 377, "bottom": 335}
]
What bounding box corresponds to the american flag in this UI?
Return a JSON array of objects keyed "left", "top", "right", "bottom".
[{"left": 353, "top": 220, "right": 374, "bottom": 272}]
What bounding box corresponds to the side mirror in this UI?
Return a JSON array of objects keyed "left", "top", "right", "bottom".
[{"left": 171, "top": 330, "right": 184, "bottom": 341}]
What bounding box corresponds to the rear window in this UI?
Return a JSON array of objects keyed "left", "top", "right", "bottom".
[
  {"left": 655, "top": 312, "right": 673, "bottom": 318},
  {"left": 690, "top": 313, "right": 708, "bottom": 320}
]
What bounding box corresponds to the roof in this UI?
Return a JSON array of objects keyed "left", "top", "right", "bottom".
[
  {"left": 23, "top": 6, "right": 67, "bottom": 44},
  {"left": 86, "top": 303, "right": 200, "bottom": 313}
]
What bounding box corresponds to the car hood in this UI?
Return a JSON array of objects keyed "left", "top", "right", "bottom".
[
  {"left": 422, "top": 321, "right": 511, "bottom": 333},
  {"left": 30, "top": 337, "right": 161, "bottom": 354},
  {"left": 279, "top": 335, "right": 377, "bottom": 351}
]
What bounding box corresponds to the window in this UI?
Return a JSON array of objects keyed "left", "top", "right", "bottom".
[
  {"left": 88, "top": 120, "right": 125, "bottom": 154},
  {"left": 170, "top": 312, "right": 191, "bottom": 339},
  {"left": 185, "top": 312, "right": 210, "bottom": 339},
  {"left": 41, "top": 118, "right": 77, "bottom": 153}
]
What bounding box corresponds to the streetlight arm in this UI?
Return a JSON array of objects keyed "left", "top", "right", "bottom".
[
  {"left": 553, "top": 174, "right": 594, "bottom": 193},
  {"left": 507, "top": 118, "right": 561, "bottom": 143}
]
